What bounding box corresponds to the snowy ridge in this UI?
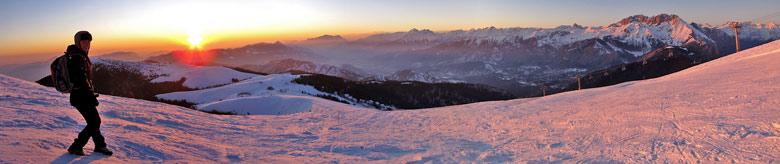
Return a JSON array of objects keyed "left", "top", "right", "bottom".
[
  {"left": 156, "top": 73, "right": 388, "bottom": 114},
  {"left": 351, "top": 14, "right": 779, "bottom": 58},
  {"left": 93, "top": 59, "right": 257, "bottom": 89},
  {"left": 528, "top": 14, "right": 714, "bottom": 49},
  {"left": 358, "top": 14, "right": 715, "bottom": 50}
]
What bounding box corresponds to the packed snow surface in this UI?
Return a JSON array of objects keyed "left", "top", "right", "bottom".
[
  {"left": 156, "top": 73, "right": 374, "bottom": 114},
  {"left": 2, "top": 40, "right": 780, "bottom": 163}
]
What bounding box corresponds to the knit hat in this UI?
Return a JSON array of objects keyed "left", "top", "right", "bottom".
[{"left": 74, "top": 31, "right": 92, "bottom": 49}]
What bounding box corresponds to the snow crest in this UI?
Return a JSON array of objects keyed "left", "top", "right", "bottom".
[{"left": 94, "top": 59, "right": 257, "bottom": 89}]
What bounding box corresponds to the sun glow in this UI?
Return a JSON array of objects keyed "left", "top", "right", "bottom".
[
  {"left": 169, "top": 30, "right": 214, "bottom": 66},
  {"left": 111, "top": 2, "right": 329, "bottom": 66},
  {"left": 188, "top": 31, "right": 203, "bottom": 49}
]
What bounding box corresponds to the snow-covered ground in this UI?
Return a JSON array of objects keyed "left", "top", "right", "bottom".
[
  {"left": 94, "top": 59, "right": 257, "bottom": 89},
  {"left": 148, "top": 65, "right": 256, "bottom": 89},
  {"left": 156, "top": 73, "right": 377, "bottom": 115},
  {"left": 2, "top": 40, "right": 780, "bottom": 163}
]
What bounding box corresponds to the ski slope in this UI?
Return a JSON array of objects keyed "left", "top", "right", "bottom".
[{"left": 2, "top": 40, "right": 780, "bottom": 163}]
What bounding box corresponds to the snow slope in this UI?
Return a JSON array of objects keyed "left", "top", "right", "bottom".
[
  {"left": 93, "top": 59, "right": 257, "bottom": 89},
  {"left": 2, "top": 40, "right": 780, "bottom": 163},
  {"left": 156, "top": 73, "right": 380, "bottom": 115},
  {"left": 0, "top": 74, "right": 364, "bottom": 163}
]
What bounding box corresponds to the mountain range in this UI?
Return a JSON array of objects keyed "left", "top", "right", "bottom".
[
  {"left": 3, "top": 13, "right": 778, "bottom": 100},
  {"left": 139, "top": 14, "right": 779, "bottom": 97},
  {"left": 302, "top": 14, "right": 777, "bottom": 96},
  {"left": 3, "top": 39, "right": 780, "bottom": 163},
  {"left": 256, "top": 14, "right": 772, "bottom": 96}
]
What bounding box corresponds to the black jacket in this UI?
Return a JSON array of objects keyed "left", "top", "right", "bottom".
[{"left": 66, "top": 44, "right": 98, "bottom": 107}]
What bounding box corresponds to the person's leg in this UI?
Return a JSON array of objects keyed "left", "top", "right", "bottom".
[
  {"left": 82, "top": 105, "right": 106, "bottom": 148},
  {"left": 68, "top": 105, "right": 94, "bottom": 155},
  {"left": 73, "top": 105, "right": 106, "bottom": 148},
  {"left": 77, "top": 105, "right": 113, "bottom": 155},
  {"left": 71, "top": 105, "right": 91, "bottom": 149}
]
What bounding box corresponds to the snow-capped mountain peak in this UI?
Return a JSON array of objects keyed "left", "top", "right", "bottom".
[
  {"left": 610, "top": 14, "right": 685, "bottom": 27},
  {"left": 401, "top": 28, "right": 437, "bottom": 41},
  {"left": 601, "top": 14, "right": 714, "bottom": 48},
  {"left": 357, "top": 14, "right": 716, "bottom": 51}
]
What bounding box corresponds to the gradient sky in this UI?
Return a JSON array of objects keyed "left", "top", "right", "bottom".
[{"left": 1, "top": 0, "right": 779, "bottom": 57}]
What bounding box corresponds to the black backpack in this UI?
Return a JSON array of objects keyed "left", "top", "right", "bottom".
[{"left": 50, "top": 53, "right": 73, "bottom": 93}]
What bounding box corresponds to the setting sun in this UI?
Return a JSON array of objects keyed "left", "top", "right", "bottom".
[{"left": 187, "top": 32, "right": 203, "bottom": 49}]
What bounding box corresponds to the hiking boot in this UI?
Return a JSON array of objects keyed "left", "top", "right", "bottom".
[
  {"left": 94, "top": 147, "right": 113, "bottom": 156},
  {"left": 67, "top": 138, "right": 86, "bottom": 156},
  {"left": 67, "top": 146, "right": 86, "bottom": 156}
]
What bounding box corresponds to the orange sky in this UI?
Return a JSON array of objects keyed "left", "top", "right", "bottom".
[{"left": 1, "top": 0, "right": 779, "bottom": 58}]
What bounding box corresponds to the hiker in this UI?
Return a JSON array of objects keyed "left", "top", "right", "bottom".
[{"left": 66, "top": 31, "right": 113, "bottom": 156}]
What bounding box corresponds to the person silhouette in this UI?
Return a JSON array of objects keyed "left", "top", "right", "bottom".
[{"left": 65, "top": 31, "right": 112, "bottom": 156}]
